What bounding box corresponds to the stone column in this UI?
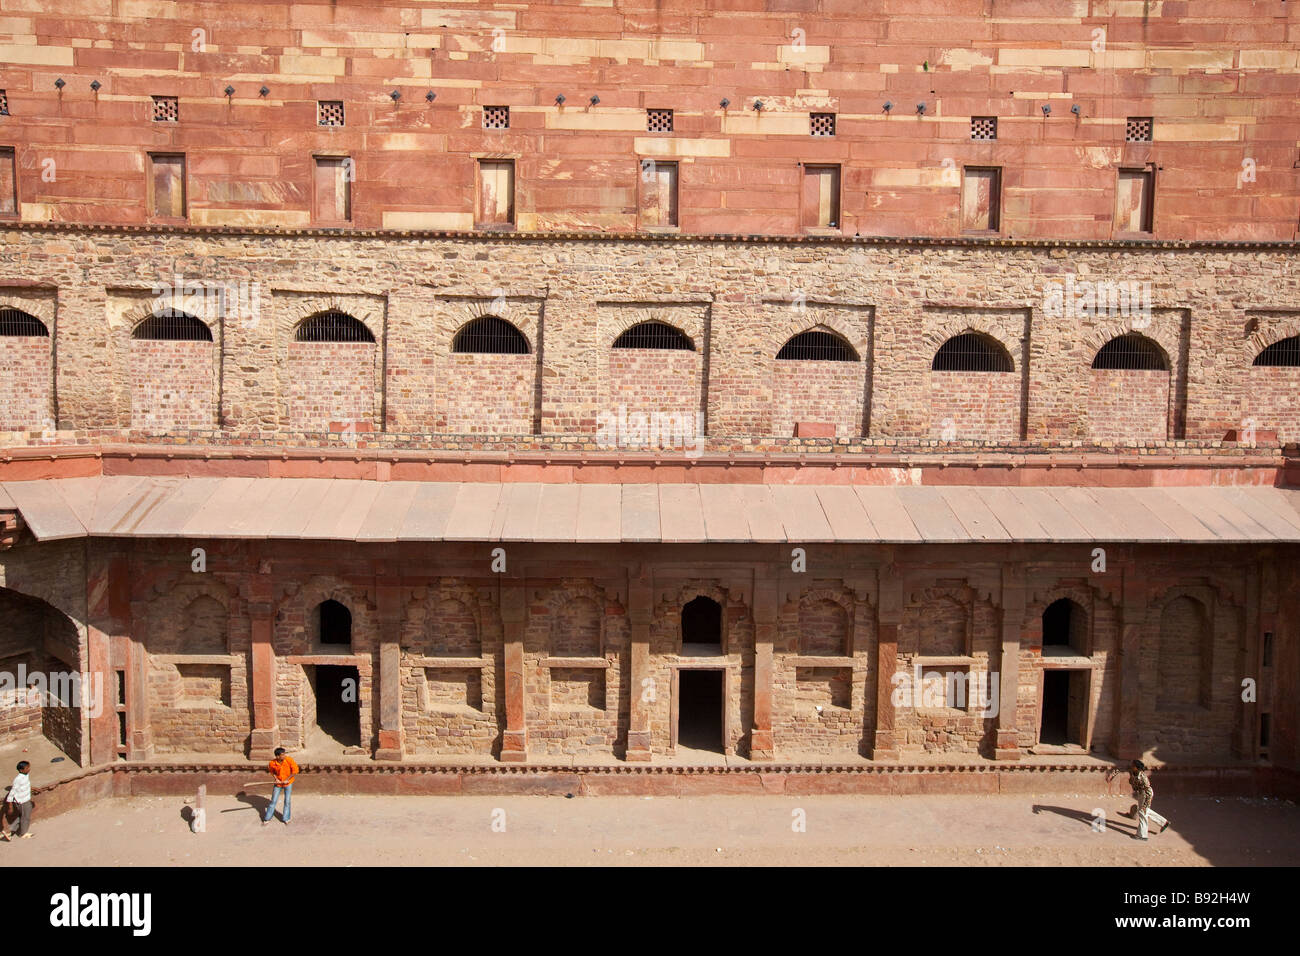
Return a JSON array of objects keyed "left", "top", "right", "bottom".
[
  {"left": 125, "top": 596, "right": 153, "bottom": 760},
  {"left": 247, "top": 565, "right": 279, "bottom": 760},
  {"left": 499, "top": 582, "right": 528, "bottom": 762},
  {"left": 85, "top": 548, "right": 128, "bottom": 766},
  {"left": 994, "top": 562, "right": 1026, "bottom": 760},
  {"left": 1115, "top": 560, "right": 1143, "bottom": 757},
  {"left": 375, "top": 582, "right": 405, "bottom": 761},
  {"left": 625, "top": 568, "right": 653, "bottom": 761},
  {"left": 750, "top": 574, "right": 777, "bottom": 761},
  {"left": 871, "top": 562, "right": 902, "bottom": 759}
]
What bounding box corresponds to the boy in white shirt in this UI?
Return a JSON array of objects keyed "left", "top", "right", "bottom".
[{"left": 2, "top": 761, "right": 33, "bottom": 840}]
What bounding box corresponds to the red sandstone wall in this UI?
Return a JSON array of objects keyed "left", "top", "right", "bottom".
[
  {"left": 129, "top": 340, "right": 216, "bottom": 430},
  {"left": 929, "top": 371, "right": 1020, "bottom": 442},
  {"left": 772, "top": 361, "right": 864, "bottom": 437},
  {"left": 0, "top": 337, "right": 51, "bottom": 430},
  {"left": 286, "top": 342, "right": 377, "bottom": 431},
  {"left": 0, "top": 2, "right": 1296, "bottom": 240},
  {"left": 1087, "top": 369, "right": 1170, "bottom": 441}
]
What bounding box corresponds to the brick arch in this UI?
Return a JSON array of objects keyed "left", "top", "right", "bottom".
[
  {"left": 1248, "top": 318, "right": 1300, "bottom": 361},
  {"left": 923, "top": 317, "right": 1019, "bottom": 366},
  {"left": 609, "top": 316, "right": 697, "bottom": 351},
  {"left": 276, "top": 575, "right": 377, "bottom": 651},
  {"left": 1083, "top": 317, "right": 1179, "bottom": 366},
  {"left": 123, "top": 299, "right": 217, "bottom": 340},
  {"left": 797, "top": 588, "right": 854, "bottom": 656},
  {"left": 280, "top": 294, "right": 382, "bottom": 344},
  {"left": 772, "top": 317, "right": 866, "bottom": 360},
  {"left": 0, "top": 299, "right": 54, "bottom": 331},
  {"left": 1087, "top": 328, "right": 1171, "bottom": 369},
  {"left": 604, "top": 304, "right": 707, "bottom": 349},
  {"left": 464, "top": 296, "right": 538, "bottom": 348}
]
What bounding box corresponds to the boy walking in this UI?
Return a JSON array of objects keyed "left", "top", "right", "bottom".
[
  {"left": 2, "top": 761, "right": 34, "bottom": 840},
  {"left": 262, "top": 748, "right": 298, "bottom": 827},
  {"left": 1108, "top": 758, "right": 1168, "bottom": 840}
]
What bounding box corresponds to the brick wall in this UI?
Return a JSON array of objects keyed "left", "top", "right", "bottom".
[
  {"left": 129, "top": 340, "right": 216, "bottom": 430},
  {"left": 0, "top": 336, "right": 51, "bottom": 430},
  {"left": 1087, "top": 369, "right": 1170, "bottom": 441},
  {"left": 604, "top": 350, "right": 702, "bottom": 425},
  {"left": 1247, "top": 367, "right": 1300, "bottom": 443},
  {"left": 286, "top": 341, "right": 377, "bottom": 431},
  {"left": 439, "top": 354, "right": 536, "bottom": 434},
  {"left": 929, "top": 371, "right": 1020, "bottom": 441},
  {"left": 772, "top": 361, "right": 864, "bottom": 437}
]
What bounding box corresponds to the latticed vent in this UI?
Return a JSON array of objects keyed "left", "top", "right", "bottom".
[
  {"left": 483, "top": 105, "right": 510, "bottom": 130},
  {"left": 317, "top": 100, "right": 345, "bottom": 127},
  {"left": 971, "top": 116, "right": 997, "bottom": 141},
  {"left": 613, "top": 321, "right": 693, "bottom": 350},
  {"left": 932, "top": 333, "right": 1013, "bottom": 372},
  {"left": 0, "top": 308, "right": 48, "bottom": 337},
  {"left": 294, "top": 311, "right": 374, "bottom": 343},
  {"left": 1126, "top": 117, "right": 1153, "bottom": 142},
  {"left": 777, "top": 330, "right": 856, "bottom": 361},
  {"left": 1253, "top": 335, "right": 1300, "bottom": 367},
  {"left": 647, "top": 108, "right": 673, "bottom": 133},
  {"left": 1092, "top": 334, "right": 1167, "bottom": 370},
  {"left": 152, "top": 96, "right": 178, "bottom": 122},
  {"left": 453, "top": 316, "right": 529, "bottom": 354},
  {"left": 810, "top": 112, "right": 836, "bottom": 137},
  {"left": 132, "top": 311, "right": 212, "bottom": 342},
  {"left": 0, "top": 90, "right": 8, "bottom": 116}
]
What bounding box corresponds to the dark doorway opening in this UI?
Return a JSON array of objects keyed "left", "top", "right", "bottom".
[
  {"left": 312, "top": 664, "right": 360, "bottom": 748},
  {"left": 1042, "top": 598, "right": 1085, "bottom": 653},
  {"left": 677, "top": 669, "right": 724, "bottom": 753},
  {"left": 318, "top": 600, "right": 352, "bottom": 646},
  {"left": 1040, "top": 669, "right": 1088, "bottom": 747},
  {"left": 681, "top": 596, "right": 722, "bottom": 653}
]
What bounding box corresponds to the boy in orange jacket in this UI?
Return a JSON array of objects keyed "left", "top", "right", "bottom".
[{"left": 262, "top": 748, "right": 299, "bottom": 827}]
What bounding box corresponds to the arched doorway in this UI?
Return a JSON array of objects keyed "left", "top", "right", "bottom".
[{"left": 0, "top": 586, "right": 84, "bottom": 764}]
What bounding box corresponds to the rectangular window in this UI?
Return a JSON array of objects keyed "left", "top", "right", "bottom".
[
  {"left": 639, "top": 159, "right": 678, "bottom": 228},
  {"left": 0, "top": 147, "right": 15, "bottom": 217},
  {"left": 647, "top": 108, "right": 673, "bottom": 133},
  {"left": 476, "top": 159, "right": 515, "bottom": 227},
  {"left": 1115, "top": 168, "right": 1154, "bottom": 233},
  {"left": 0, "top": 90, "right": 8, "bottom": 116},
  {"left": 483, "top": 105, "right": 509, "bottom": 130},
  {"left": 1126, "top": 117, "right": 1153, "bottom": 142},
  {"left": 152, "top": 95, "right": 178, "bottom": 122},
  {"left": 313, "top": 156, "right": 352, "bottom": 222},
  {"left": 810, "top": 112, "right": 836, "bottom": 137},
  {"left": 971, "top": 116, "right": 997, "bottom": 141},
  {"left": 318, "top": 100, "right": 345, "bottom": 127},
  {"left": 148, "top": 153, "right": 186, "bottom": 219},
  {"left": 802, "top": 164, "right": 840, "bottom": 229},
  {"left": 961, "top": 166, "right": 1001, "bottom": 232}
]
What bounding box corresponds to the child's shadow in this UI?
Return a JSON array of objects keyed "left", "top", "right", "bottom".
[{"left": 1031, "top": 804, "right": 1139, "bottom": 836}]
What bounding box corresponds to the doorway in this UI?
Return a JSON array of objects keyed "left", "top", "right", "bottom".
[
  {"left": 675, "top": 669, "right": 725, "bottom": 754},
  {"left": 309, "top": 664, "right": 360, "bottom": 749},
  {"left": 1039, "top": 669, "right": 1089, "bottom": 747},
  {"left": 681, "top": 596, "right": 722, "bottom": 654}
]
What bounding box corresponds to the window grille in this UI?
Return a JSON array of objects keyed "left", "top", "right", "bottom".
[
  {"left": 318, "top": 100, "right": 345, "bottom": 127},
  {"left": 0, "top": 308, "right": 48, "bottom": 337},
  {"left": 1092, "top": 334, "right": 1167, "bottom": 370},
  {"left": 132, "top": 311, "right": 212, "bottom": 342},
  {"left": 647, "top": 109, "right": 673, "bottom": 133},
  {"left": 483, "top": 105, "right": 509, "bottom": 130},
  {"left": 452, "top": 316, "right": 529, "bottom": 354},
  {"left": 971, "top": 116, "right": 997, "bottom": 141},
  {"left": 777, "top": 330, "right": 856, "bottom": 361},
  {"left": 1253, "top": 335, "right": 1300, "bottom": 367},
  {"left": 810, "top": 112, "right": 836, "bottom": 137},
  {"left": 613, "top": 321, "right": 693, "bottom": 350},
  {"left": 294, "top": 311, "right": 374, "bottom": 343},
  {"left": 932, "top": 333, "right": 1012, "bottom": 372},
  {"left": 1126, "top": 117, "right": 1153, "bottom": 142},
  {"left": 0, "top": 91, "right": 8, "bottom": 116},
  {"left": 152, "top": 96, "right": 178, "bottom": 122}
]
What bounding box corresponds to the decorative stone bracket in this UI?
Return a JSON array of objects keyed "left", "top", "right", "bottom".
[{"left": 0, "top": 510, "right": 22, "bottom": 550}]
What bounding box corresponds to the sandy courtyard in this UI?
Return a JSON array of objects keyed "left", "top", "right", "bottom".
[{"left": 3, "top": 790, "right": 1298, "bottom": 866}]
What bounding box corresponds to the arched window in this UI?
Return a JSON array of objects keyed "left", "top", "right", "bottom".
[
  {"left": 613, "top": 321, "right": 694, "bottom": 351},
  {"left": 1253, "top": 335, "right": 1300, "bottom": 367},
  {"left": 294, "top": 311, "right": 374, "bottom": 343},
  {"left": 0, "top": 308, "right": 49, "bottom": 337},
  {"left": 681, "top": 596, "right": 722, "bottom": 652},
  {"left": 132, "top": 310, "right": 212, "bottom": 342},
  {"left": 452, "top": 316, "right": 529, "bottom": 354},
  {"left": 1042, "top": 598, "right": 1086, "bottom": 654},
  {"left": 777, "top": 329, "right": 857, "bottom": 361},
  {"left": 932, "top": 332, "right": 1012, "bottom": 372},
  {"left": 1092, "top": 333, "right": 1167, "bottom": 370},
  {"left": 317, "top": 599, "right": 352, "bottom": 647}
]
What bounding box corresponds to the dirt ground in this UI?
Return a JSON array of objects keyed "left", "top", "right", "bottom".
[{"left": 3, "top": 790, "right": 1297, "bottom": 866}]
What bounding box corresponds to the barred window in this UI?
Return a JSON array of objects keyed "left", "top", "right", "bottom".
[
  {"left": 1126, "top": 117, "right": 1153, "bottom": 142},
  {"left": 294, "top": 311, "right": 374, "bottom": 343},
  {"left": 132, "top": 310, "right": 212, "bottom": 342},
  {"left": 453, "top": 316, "right": 529, "bottom": 354},
  {"left": 318, "top": 100, "right": 345, "bottom": 127},
  {"left": 483, "top": 105, "right": 509, "bottom": 130},
  {"left": 0, "top": 308, "right": 48, "bottom": 337},
  {"left": 613, "top": 321, "right": 693, "bottom": 350},
  {"left": 932, "top": 333, "right": 1013, "bottom": 372},
  {"left": 1252, "top": 335, "right": 1300, "bottom": 368},
  {"left": 810, "top": 112, "right": 836, "bottom": 137},
  {"left": 971, "top": 116, "right": 997, "bottom": 141},
  {"left": 1091, "top": 334, "right": 1167, "bottom": 370},
  {"left": 647, "top": 108, "right": 673, "bottom": 133},
  {"left": 0, "top": 90, "right": 8, "bottom": 116},
  {"left": 152, "top": 95, "right": 178, "bottom": 122},
  {"left": 777, "top": 329, "right": 857, "bottom": 361}
]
